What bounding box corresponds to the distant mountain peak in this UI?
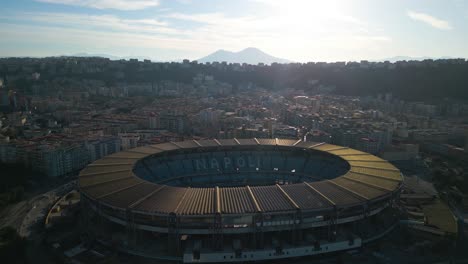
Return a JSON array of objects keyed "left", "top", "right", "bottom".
[
  {"left": 211, "top": 49, "right": 228, "bottom": 54},
  {"left": 242, "top": 47, "right": 261, "bottom": 51},
  {"left": 198, "top": 47, "right": 290, "bottom": 64}
]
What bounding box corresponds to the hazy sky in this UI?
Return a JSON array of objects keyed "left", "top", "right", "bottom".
[{"left": 0, "top": 0, "right": 467, "bottom": 62}]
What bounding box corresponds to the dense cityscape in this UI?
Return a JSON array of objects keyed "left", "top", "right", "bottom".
[
  {"left": 0, "top": 56, "right": 467, "bottom": 263},
  {"left": 2, "top": 0, "right": 468, "bottom": 263}
]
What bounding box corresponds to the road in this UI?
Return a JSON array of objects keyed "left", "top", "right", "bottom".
[{"left": 0, "top": 180, "right": 76, "bottom": 238}]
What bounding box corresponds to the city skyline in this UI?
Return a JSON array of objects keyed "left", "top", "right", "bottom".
[{"left": 1, "top": 0, "right": 467, "bottom": 62}]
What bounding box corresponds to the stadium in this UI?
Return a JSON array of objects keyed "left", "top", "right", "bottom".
[{"left": 78, "top": 138, "right": 403, "bottom": 263}]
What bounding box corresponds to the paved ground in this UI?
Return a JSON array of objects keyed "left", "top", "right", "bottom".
[
  {"left": 0, "top": 180, "right": 76, "bottom": 238},
  {"left": 19, "top": 192, "right": 56, "bottom": 237}
]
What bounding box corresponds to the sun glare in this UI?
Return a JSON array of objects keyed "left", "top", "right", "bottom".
[{"left": 274, "top": 0, "right": 343, "bottom": 22}]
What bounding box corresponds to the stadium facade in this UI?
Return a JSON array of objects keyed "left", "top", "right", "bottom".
[{"left": 78, "top": 138, "right": 403, "bottom": 263}]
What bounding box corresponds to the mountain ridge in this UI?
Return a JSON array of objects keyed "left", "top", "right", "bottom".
[{"left": 198, "top": 47, "right": 290, "bottom": 64}]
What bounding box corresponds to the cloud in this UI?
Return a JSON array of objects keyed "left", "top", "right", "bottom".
[
  {"left": 0, "top": 23, "right": 208, "bottom": 59},
  {"left": 0, "top": 8, "right": 392, "bottom": 62},
  {"left": 0, "top": 12, "right": 179, "bottom": 35},
  {"left": 35, "top": 0, "right": 159, "bottom": 11},
  {"left": 407, "top": 10, "right": 452, "bottom": 30}
]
